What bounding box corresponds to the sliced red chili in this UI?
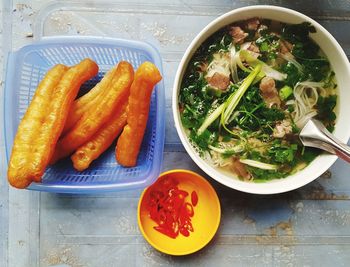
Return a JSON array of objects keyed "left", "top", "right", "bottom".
[
  {"left": 147, "top": 177, "right": 199, "bottom": 239},
  {"left": 158, "top": 177, "right": 178, "bottom": 191},
  {"left": 184, "top": 222, "right": 194, "bottom": 232},
  {"left": 191, "top": 191, "right": 198, "bottom": 207},
  {"left": 180, "top": 227, "right": 190, "bottom": 237},
  {"left": 184, "top": 203, "right": 194, "bottom": 217},
  {"left": 150, "top": 190, "right": 164, "bottom": 201}
]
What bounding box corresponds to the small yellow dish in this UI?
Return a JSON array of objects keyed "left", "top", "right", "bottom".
[{"left": 137, "top": 169, "right": 221, "bottom": 255}]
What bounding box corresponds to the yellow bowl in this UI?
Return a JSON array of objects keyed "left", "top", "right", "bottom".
[{"left": 137, "top": 169, "right": 221, "bottom": 255}]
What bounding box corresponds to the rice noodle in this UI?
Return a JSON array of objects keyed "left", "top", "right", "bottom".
[
  {"left": 208, "top": 142, "right": 244, "bottom": 154},
  {"left": 288, "top": 81, "right": 327, "bottom": 128},
  {"left": 209, "top": 150, "right": 232, "bottom": 167}
]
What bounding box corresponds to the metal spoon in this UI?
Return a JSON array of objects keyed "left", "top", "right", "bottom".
[{"left": 299, "top": 119, "right": 350, "bottom": 163}]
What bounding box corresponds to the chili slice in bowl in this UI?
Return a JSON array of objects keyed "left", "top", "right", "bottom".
[{"left": 146, "top": 176, "right": 198, "bottom": 239}]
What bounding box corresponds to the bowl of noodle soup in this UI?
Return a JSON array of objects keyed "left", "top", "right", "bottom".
[{"left": 172, "top": 6, "right": 350, "bottom": 194}]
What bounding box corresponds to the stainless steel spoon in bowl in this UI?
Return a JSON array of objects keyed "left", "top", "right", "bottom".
[{"left": 299, "top": 119, "right": 350, "bottom": 163}]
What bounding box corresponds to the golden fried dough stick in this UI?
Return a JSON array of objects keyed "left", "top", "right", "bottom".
[
  {"left": 116, "top": 62, "right": 162, "bottom": 167},
  {"left": 62, "top": 66, "right": 118, "bottom": 134},
  {"left": 51, "top": 61, "right": 134, "bottom": 163},
  {"left": 8, "top": 64, "right": 68, "bottom": 188},
  {"left": 8, "top": 59, "right": 99, "bottom": 188},
  {"left": 71, "top": 101, "right": 128, "bottom": 171}
]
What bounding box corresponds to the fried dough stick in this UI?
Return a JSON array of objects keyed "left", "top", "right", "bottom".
[
  {"left": 8, "top": 59, "right": 98, "bottom": 188},
  {"left": 51, "top": 61, "right": 134, "bottom": 163},
  {"left": 62, "top": 66, "right": 118, "bottom": 134},
  {"left": 116, "top": 62, "right": 162, "bottom": 167},
  {"left": 71, "top": 101, "right": 128, "bottom": 171}
]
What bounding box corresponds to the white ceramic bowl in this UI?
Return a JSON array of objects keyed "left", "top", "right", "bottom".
[{"left": 172, "top": 5, "right": 350, "bottom": 194}]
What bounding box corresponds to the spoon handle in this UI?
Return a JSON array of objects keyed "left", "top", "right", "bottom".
[{"left": 299, "top": 119, "right": 350, "bottom": 163}]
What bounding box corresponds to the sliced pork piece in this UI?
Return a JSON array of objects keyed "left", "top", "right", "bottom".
[
  {"left": 259, "top": 76, "right": 281, "bottom": 108},
  {"left": 229, "top": 26, "right": 248, "bottom": 44},
  {"left": 207, "top": 72, "right": 230, "bottom": 91},
  {"left": 240, "top": 42, "right": 260, "bottom": 59},
  {"left": 205, "top": 52, "right": 231, "bottom": 91},
  {"left": 279, "top": 40, "right": 293, "bottom": 54},
  {"left": 273, "top": 119, "right": 293, "bottom": 138},
  {"left": 231, "top": 158, "right": 251, "bottom": 180},
  {"left": 245, "top": 18, "right": 260, "bottom": 31},
  {"left": 247, "top": 42, "right": 260, "bottom": 53}
]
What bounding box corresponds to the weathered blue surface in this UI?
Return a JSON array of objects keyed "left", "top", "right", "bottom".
[{"left": 1, "top": 0, "right": 350, "bottom": 266}]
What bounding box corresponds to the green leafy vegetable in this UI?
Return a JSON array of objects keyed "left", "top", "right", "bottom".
[
  {"left": 301, "top": 147, "right": 320, "bottom": 163},
  {"left": 190, "top": 129, "right": 218, "bottom": 150},
  {"left": 208, "top": 34, "right": 233, "bottom": 54},
  {"left": 281, "top": 62, "right": 302, "bottom": 87},
  {"left": 301, "top": 58, "right": 330, "bottom": 82},
  {"left": 281, "top": 22, "right": 316, "bottom": 46},
  {"left": 261, "top": 108, "right": 285, "bottom": 121},
  {"left": 268, "top": 141, "right": 298, "bottom": 164},
  {"left": 247, "top": 167, "right": 286, "bottom": 181},
  {"left": 316, "top": 95, "right": 337, "bottom": 132}
]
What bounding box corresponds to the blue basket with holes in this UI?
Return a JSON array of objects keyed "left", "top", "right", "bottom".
[{"left": 4, "top": 36, "right": 165, "bottom": 193}]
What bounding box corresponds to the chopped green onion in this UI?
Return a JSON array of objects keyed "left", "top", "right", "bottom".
[
  {"left": 279, "top": 85, "right": 293, "bottom": 100},
  {"left": 260, "top": 42, "right": 269, "bottom": 52},
  {"left": 239, "top": 159, "right": 278, "bottom": 170},
  {"left": 221, "top": 65, "right": 262, "bottom": 126},
  {"left": 240, "top": 50, "right": 287, "bottom": 81},
  {"left": 197, "top": 103, "right": 225, "bottom": 135}
]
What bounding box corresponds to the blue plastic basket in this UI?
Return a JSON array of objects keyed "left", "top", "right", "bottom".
[{"left": 4, "top": 36, "right": 165, "bottom": 193}]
